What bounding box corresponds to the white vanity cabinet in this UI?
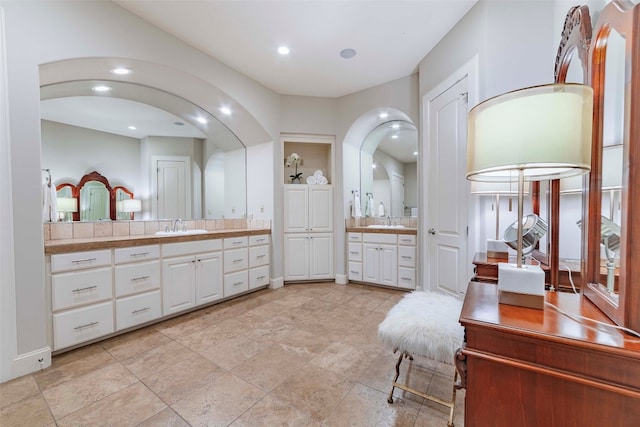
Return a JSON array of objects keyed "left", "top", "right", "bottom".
[
  {"left": 223, "top": 236, "right": 249, "bottom": 297},
  {"left": 347, "top": 232, "right": 363, "bottom": 282},
  {"left": 283, "top": 184, "right": 334, "bottom": 281},
  {"left": 397, "top": 235, "right": 417, "bottom": 290},
  {"left": 50, "top": 249, "right": 114, "bottom": 351},
  {"left": 162, "top": 239, "right": 223, "bottom": 316},
  {"left": 249, "top": 235, "right": 270, "bottom": 289},
  {"left": 114, "top": 245, "right": 161, "bottom": 330}
]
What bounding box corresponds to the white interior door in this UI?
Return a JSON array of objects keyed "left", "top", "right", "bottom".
[
  {"left": 425, "top": 76, "right": 469, "bottom": 296},
  {"left": 391, "top": 173, "right": 405, "bottom": 217},
  {"left": 154, "top": 157, "right": 189, "bottom": 220}
]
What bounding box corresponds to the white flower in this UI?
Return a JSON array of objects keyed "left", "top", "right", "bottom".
[{"left": 286, "top": 152, "right": 301, "bottom": 166}]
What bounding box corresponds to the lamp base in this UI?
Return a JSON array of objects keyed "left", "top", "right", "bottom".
[
  {"left": 486, "top": 239, "right": 509, "bottom": 260},
  {"left": 497, "top": 263, "right": 545, "bottom": 310}
]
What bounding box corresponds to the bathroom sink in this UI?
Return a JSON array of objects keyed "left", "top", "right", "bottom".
[
  {"left": 366, "top": 225, "right": 406, "bottom": 229},
  {"left": 155, "top": 229, "right": 208, "bottom": 236}
]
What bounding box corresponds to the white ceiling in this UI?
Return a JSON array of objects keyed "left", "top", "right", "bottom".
[{"left": 114, "top": 0, "right": 477, "bottom": 98}]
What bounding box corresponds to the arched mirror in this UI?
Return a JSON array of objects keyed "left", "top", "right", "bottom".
[
  {"left": 77, "top": 171, "right": 112, "bottom": 222},
  {"left": 360, "top": 120, "right": 417, "bottom": 218},
  {"left": 584, "top": 0, "right": 640, "bottom": 332},
  {"left": 55, "top": 182, "right": 78, "bottom": 222},
  {"left": 113, "top": 186, "right": 136, "bottom": 220},
  {"left": 40, "top": 80, "right": 246, "bottom": 221}
]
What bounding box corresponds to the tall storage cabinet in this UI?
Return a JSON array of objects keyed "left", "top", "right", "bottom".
[{"left": 283, "top": 185, "right": 334, "bottom": 281}]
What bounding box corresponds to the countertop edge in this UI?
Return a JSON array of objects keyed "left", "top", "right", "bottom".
[{"left": 346, "top": 227, "right": 417, "bottom": 235}]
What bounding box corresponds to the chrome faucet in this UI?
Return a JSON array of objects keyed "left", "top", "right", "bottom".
[{"left": 172, "top": 218, "right": 184, "bottom": 232}]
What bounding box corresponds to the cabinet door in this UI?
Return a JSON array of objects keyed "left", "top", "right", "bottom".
[
  {"left": 284, "top": 186, "right": 309, "bottom": 232},
  {"left": 284, "top": 234, "right": 309, "bottom": 280},
  {"left": 162, "top": 256, "right": 195, "bottom": 315},
  {"left": 196, "top": 252, "right": 223, "bottom": 305},
  {"left": 309, "top": 233, "right": 333, "bottom": 280},
  {"left": 378, "top": 245, "right": 397, "bottom": 286},
  {"left": 309, "top": 186, "right": 333, "bottom": 232},
  {"left": 363, "top": 244, "right": 380, "bottom": 283}
]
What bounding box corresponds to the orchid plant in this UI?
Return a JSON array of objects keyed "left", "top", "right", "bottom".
[{"left": 286, "top": 152, "right": 303, "bottom": 182}]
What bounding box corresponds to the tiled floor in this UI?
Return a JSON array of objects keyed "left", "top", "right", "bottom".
[{"left": 0, "top": 283, "right": 465, "bottom": 426}]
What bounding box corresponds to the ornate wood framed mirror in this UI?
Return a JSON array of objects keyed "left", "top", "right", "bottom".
[{"left": 584, "top": 0, "right": 640, "bottom": 332}]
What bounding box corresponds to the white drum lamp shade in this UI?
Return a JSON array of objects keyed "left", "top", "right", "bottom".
[
  {"left": 467, "top": 83, "right": 593, "bottom": 308},
  {"left": 117, "top": 199, "right": 142, "bottom": 213},
  {"left": 57, "top": 197, "right": 78, "bottom": 213}
]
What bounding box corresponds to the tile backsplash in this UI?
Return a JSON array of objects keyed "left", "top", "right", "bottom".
[
  {"left": 44, "top": 219, "right": 271, "bottom": 241},
  {"left": 345, "top": 216, "right": 418, "bottom": 228}
]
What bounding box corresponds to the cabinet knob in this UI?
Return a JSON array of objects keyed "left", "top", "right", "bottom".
[{"left": 428, "top": 228, "right": 436, "bottom": 235}]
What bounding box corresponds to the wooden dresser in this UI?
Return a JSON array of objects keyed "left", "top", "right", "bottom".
[{"left": 459, "top": 281, "right": 640, "bottom": 427}]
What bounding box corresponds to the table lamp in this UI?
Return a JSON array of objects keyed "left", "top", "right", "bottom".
[
  {"left": 467, "top": 83, "right": 593, "bottom": 309},
  {"left": 117, "top": 199, "right": 141, "bottom": 219},
  {"left": 56, "top": 197, "right": 77, "bottom": 222},
  {"left": 470, "top": 180, "right": 530, "bottom": 260}
]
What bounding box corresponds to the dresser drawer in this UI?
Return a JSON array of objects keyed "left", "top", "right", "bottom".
[
  {"left": 398, "top": 246, "right": 416, "bottom": 268},
  {"left": 224, "top": 270, "right": 249, "bottom": 297},
  {"left": 249, "top": 265, "right": 269, "bottom": 289},
  {"left": 398, "top": 235, "right": 416, "bottom": 246},
  {"left": 116, "top": 290, "right": 161, "bottom": 331},
  {"left": 51, "top": 249, "right": 111, "bottom": 273},
  {"left": 348, "top": 232, "right": 362, "bottom": 242},
  {"left": 348, "top": 261, "right": 362, "bottom": 282},
  {"left": 348, "top": 242, "right": 362, "bottom": 262},
  {"left": 249, "top": 234, "right": 270, "bottom": 246},
  {"left": 53, "top": 301, "right": 114, "bottom": 350},
  {"left": 114, "top": 261, "right": 161, "bottom": 297},
  {"left": 114, "top": 245, "right": 160, "bottom": 264},
  {"left": 52, "top": 267, "right": 113, "bottom": 311},
  {"left": 249, "top": 245, "right": 269, "bottom": 268},
  {"left": 398, "top": 267, "right": 416, "bottom": 290},
  {"left": 224, "top": 236, "right": 248, "bottom": 249},
  {"left": 224, "top": 247, "right": 248, "bottom": 273}
]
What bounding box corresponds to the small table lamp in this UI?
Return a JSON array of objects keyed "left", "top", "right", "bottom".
[
  {"left": 467, "top": 83, "right": 593, "bottom": 309},
  {"left": 56, "top": 197, "right": 78, "bottom": 222},
  {"left": 470, "top": 181, "right": 530, "bottom": 260},
  {"left": 117, "top": 199, "right": 142, "bottom": 220}
]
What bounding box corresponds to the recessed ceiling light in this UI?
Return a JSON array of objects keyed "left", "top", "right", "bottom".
[
  {"left": 110, "top": 67, "right": 132, "bottom": 75},
  {"left": 340, "top": 48, "right": 357, "bottom": 59},
  {"left": 278, "top": 46, "right": 290, "bottom": 55},
  {"left": 392, "top": 135, "right": 398, "bottom": 139},
  {"left": 413, "top": 151, "right": 419, "bottom": 156},
  {"left": 391, "top": 123, "right": 400, "bottom": 129},
  {"left": 91, "top": 85, "right": 112, "bottom": 92},
  {"left": 128, "top": 125, "right": 136, "bottom": 130},
  {"left": 196, "top": 117, "right": 207, "bottom": 124},
  {"left": 379, "top": 113, "right": 389, "bottom": 119},
  {"left": 220, "top": 106, "right": 231, "bottom": 115},
  {"left": 372, "top": 163, "right": 377, "bottom": 169}
]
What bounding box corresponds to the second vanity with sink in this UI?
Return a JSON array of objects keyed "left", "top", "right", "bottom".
[{"left": 44, "top": 223, "right": 270, "bottom": 353}]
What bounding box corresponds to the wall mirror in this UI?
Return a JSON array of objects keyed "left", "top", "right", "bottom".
[
  {"left": 41, "top": 80, "right": 247, "bottom": 221},
  {"left": 360, "top": 120, "right": 417, "bottom": 217},
  {"left": 584, "top": 0, "right": 640, "bottom": 332}
]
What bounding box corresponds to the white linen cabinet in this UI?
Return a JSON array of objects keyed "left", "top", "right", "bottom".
[{"left": 283, "top": 184, "right": 334, "bottom": 281}]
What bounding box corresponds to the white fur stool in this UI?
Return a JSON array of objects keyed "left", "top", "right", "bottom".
[{"left": 378, "top": 291, "right": 465, "bottom": 427}]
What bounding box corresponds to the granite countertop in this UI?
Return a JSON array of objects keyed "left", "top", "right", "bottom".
[
  {"left": 44, "top": 228, "right": 271, "bottom": 255},
  {"left": 345, "top": 226, "right": 417, "bottom": 235}
]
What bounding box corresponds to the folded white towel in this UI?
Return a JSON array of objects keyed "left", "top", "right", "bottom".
[
  {"left": 306, "top": 175, "right": 317, "bottom": 184},
  {"left": 378, "top": 202, "right": 385, "bottom": 217},
  {"left": 316, "top": 176, "right": 328, "bottom": 185},
  {"left": 353, "top": 191, "right": 362, "bottom": 218}
]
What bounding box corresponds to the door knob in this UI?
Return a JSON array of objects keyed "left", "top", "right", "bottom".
[{"left": 428, "top": 228, "right": 436, "bottom": 235}]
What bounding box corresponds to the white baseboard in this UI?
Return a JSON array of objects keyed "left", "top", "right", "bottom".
[
  {"left": 335, "top": 274, "right": 348, "bottom": 285},
  {"left": 270, "top": 276, "right": 284, "bottom": 289},
  {"left": 12, "top": 346, "right": 51, "bottom": 379}
]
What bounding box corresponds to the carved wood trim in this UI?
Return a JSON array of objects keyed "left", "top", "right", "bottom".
[{"left": 112, "top": 186, "right": 135, "bottom": 220}]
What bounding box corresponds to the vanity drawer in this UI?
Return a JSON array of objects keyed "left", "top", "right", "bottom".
[
  {"left": 224, "top": 270, "right": 249, "bottom": 297},
  {"left": 398, "top": 235, "right": 416, "bottom": 246},
  {"left": 114, "top": 245, "right": 160, "bottom": 264},
  {"left": 52, "top": 267, "right": 113, "bottom": 311},
  {"left": 53, "top": 301, "right": 114, "bottom": 350},
  {"left": 116, "top": 290, "right": 161, "bottom": 331},
  {"left": 398, "top": 246, "right": 416, "bottom": 268},
  {"left": 51, "top": 249, "right": 111, "bottom": 273},
  {"left": 348, "top": 242, "right": 362, "bottom": 262},
  {"left": 224, "top": 247, "right": 248, "bottom": 273},
  {"left": 398, "top": 267, "right": 416, "bottom": 290},
  {"left": 114, "top": 260, "right": 161, "bottom": 297},
  {"left": 249, "top": 265, "right": 269, "bottom": 289},
  {"left": 348, "top": 262, "right": 362, "bottom": 282},
  {"left": 249, "top": 235, "right": 270, "bottom": 246},
  {"left": 249, "top": 245, "right": 269, "bottom": 268},
  {"left": 224, "top": 236, "right": 248, "bottom": 249},
  {"left": 363, "top": 233, "right": 397, "bottom": 245},
  {"left": 162, "top": 239, "right": 221, "bottom": 258},
  {"left": 348, "top": 232, "right": 362, "bottom": 242}
]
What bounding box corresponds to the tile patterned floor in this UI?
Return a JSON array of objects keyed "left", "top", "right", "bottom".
[{"left": 0, "top": 283, "right": 465, "bottom": 426}]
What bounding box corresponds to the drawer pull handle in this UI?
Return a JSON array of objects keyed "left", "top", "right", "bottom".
[
  {"left": 74, "top": 321, "right": 99, "bottom": 330},
  {"left": 350, "top": 251, "right": 359, "bottom": 255},
  {"left": 401, "top": 277, "right": 412, "bottom": 281},
  {"left": 130, "top": 252, "right": 150, "bottom": 257},
  {"left": 72, "top": 285, "right": 97, "bottom": 293},
  {"left": 257, "top": 238, "right": 265, "bottom": 242},
  {"left": 350, "top": 270, "right": 359, "bottom": 274},
  {"left": 71, "top": 258, "right": 97, "bottom": 264},
  {"left": 132, "top": 307, "right": 150, "bottom": 314},
  {"left": 257, "top": 275, "right": 266, "bottom": 280},
  {"left": 233, "top": 281, "right": 243, "bottom": 286},
  {"left": 401, "top": 256, "right": 412, "bottom": 259},
  {"left": 257, "top": 255, "right": 266, "bottom": 259},
  {"left": 233, "top": 241, "right": 242, "bottom": 245},
  {"left": 233, "top": 258, "right": 243, "bottom": 263},
  {"left": 132, "top": 275, "right": 150, "bottom": 282}
]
